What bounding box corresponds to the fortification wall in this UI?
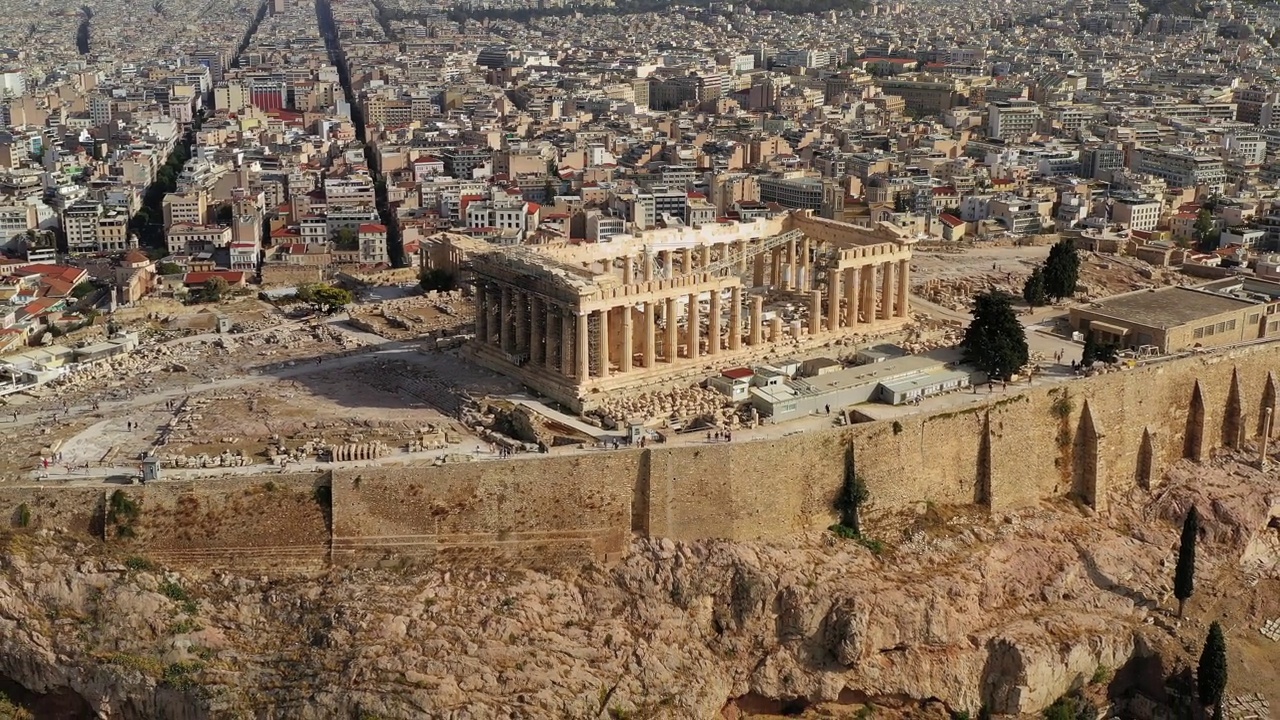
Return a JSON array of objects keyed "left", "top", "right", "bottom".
[
  {"left": 0, "top": 487, "right": 107, "bottom": 535},
  {"left": 107, "top": 473, "right": 330, "bottom": 573},
  {"left": 328, "top": 453, "right": 636, "bottom": 569},
  {"left": 646, "top": 343, "right": 1280, "bottom": 540},
  {"left": 0, "top": 344, "right": 1274, "bottom": 571}
]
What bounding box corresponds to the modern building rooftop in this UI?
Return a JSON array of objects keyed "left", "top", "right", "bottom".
[{"left": 1083, "top": 286, "right": 1256, "bottom": 328}]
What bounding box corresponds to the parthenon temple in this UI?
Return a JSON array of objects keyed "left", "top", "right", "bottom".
[{"left": 428, "top": 210, "right": 915, "bottom": 411}]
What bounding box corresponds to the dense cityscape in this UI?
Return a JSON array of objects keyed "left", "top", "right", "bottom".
[{"left": 0, "top": 0, "right": 1278, "bottom": 716}]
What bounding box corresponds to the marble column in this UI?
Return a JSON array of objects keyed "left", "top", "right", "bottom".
[
  {"left": 729, "top": 287, "right": 742, "bottom": 351},
  {"left": 809, "top": 290, "right": 822, "bottom": 335},
  {"left": 620, "top": 305, "right": 634, "bottom": 372},
  {"left": 682, "top": 247, "right": 693, "bottom": 275},
  {"left": 500, "top": 285, "right": 513, "bottom": 353},
  {"left": 644, "top": 301, "right": 657, "bottom": 367},
  {"left": 622, "top": 255, "right": 634, "bottom": 285},
  {"left": 753, "top": 251, "right": 766, "bottom": 287},
  {"left": 708, "top": 289, "right": 721, "bottom": 355},
  {"left": 560, "top": 309, "right": 574, "bottom": 377},
  {"left": 770, "top": 247, "right": 782, "bottom": 287},
  {"left": 845, "top": 267, "right": 859, "bottom": 328},
  {"left": 769, "top": 316, "right": 781, "bottom": 343},
  {"left": 826, "top": 269, "right": 840, "bottom": 333},
  {"left": 783, "top": 237, "right": 796, "bottom": 290},
  {"left": 896, "top": 259, "right": 909, "bottom": 318},
  {"left": 474, "top": 283, "right": 488, "bottom": 343},
  {"left": 799, "top": 237, "right": 811, "bottom": 291},
  {"left": 749, "top": 295, "right": 763, "bottom": 346},
  {"left": 488, "top": 286, "right": 500, "bottom": 344},
  {"left": 664, "top": 296, "right": 678, "bottom": 362},
  {"left": 687, "top": 292, "right": 700, "bottom": 360},
  {"left": 661, "top": 250, "right": 672, "bottom": 279},
  {"left": 596, "top": 307, "right": 610, "bottom": 378},
  {"left": 575, "top": 312, "right": 589, "bottom": 380},
  {"left": 514, "top": 290, "right": 528, "bottom": 355},
  {"left": 529, "top": 295, "right": 543, "bottom": 365},
  {"left": 737, "top": 241, "right": 748, "bottom": 273},
  {"left": 643, "top": 252, "right": 654, "bottom": 282},
  {"left": 545, "top": 306, "right": 559, "bottom": 371},
  {"left": 862, "top": 264, "right": 876, "bottom": 323},
  {"left": 879, "top": 262, "right": 893, "bottom": 320}
]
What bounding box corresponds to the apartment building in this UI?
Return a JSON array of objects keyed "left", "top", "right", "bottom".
[
  {"left": 0, "top": 204, "right": 37, "bottom": 240},
  {"left": 162, "top": 190, "right": 208, "bottom": 227},
  {"left": 1134, "top": 147, "right": 1226, "bottom": 192},
  {"left": 357, "top": 223, "right": 389, "bottom": 265},
  {"left": 759, "top": 175, "right": 824, "bottom": 210},
  {"left": 1111, "top": 195, "right": 1161, "bottom": 231},
  {"left": 987, "top": 100, "right": 1042, "bottom": 141},
  {"left": 323, "top": 176, "right": 376, "bottom": 208},
  {"left": 166, "top": 223, "right": 233, "bottom": 255},
  {"left": 63, "top": 201, "right": 132, "bottom": 254}
]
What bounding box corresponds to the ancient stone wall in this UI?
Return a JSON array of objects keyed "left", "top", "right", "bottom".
[
  {"left": 0, "top": 345, "right": 1274, "bottom": 571},
  {"left": 108, "top": 474, "right": 330, "bottom": 573},
  {"left": 644, "top": 344, "right": 1280, "bottom": 540},
  {"left": 328, "top": 454, "right": 636, "bottom": 569}
]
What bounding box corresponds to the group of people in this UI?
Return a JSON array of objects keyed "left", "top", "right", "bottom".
[{"left": 706, "top": 429, "right": 733, "bottom": 443}]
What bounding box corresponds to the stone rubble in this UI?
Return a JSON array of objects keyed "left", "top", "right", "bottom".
[{"left": 593, "top": 386, "right": 731, "bottom": 427}]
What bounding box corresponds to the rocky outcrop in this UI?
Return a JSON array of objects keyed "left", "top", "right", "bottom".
[{"left": 0, "top": 455, "right": 1276, "bottom": 719}]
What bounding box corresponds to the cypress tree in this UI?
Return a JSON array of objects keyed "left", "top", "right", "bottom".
[
  {"left": 1022, "top": 266, "right": 1048, "bottom": 307},
  {"left": 1081, "top": 331, "right": 1099, "bottom": 367},
  {"left": 1198, "top": 621, "right": 1228, "bottom": 708},
  {"left": 1043, "top": 239, "right": 1080, "bottom": 301},
  {"left": 1174, "top": 506, "right": 1199, "bottom": 617}
]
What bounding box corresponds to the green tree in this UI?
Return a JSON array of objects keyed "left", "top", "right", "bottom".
[
  {"left": 419, "top": 268, "right": 457, "bottom": 292},
  {"left": 156, "top": 262, "right": 183, "bottom": 276},
  {"left": 201, "top": 277, "right": 228, "bottom": 303},
  {"left": 834, "top": 444, "right": 870, "bottom": 535},
  {"left": 1043, "top": 239, "right": 1080, "bottom": 301},
  {"left": 1175, "top": 505, "right": 1199, "bottom": 618},
  {"left": 1080, "top": 331, "right": 1117, "bottom": 365},
  {"left": 961, "top": 291, "right": 1029, "bottom": 381},
  {"left": 1022, "top": 265, "right": 1048, "bottom": 307},
  {"left": 1192, "top": 209, "right": 1215, "bottom": 249},
  {"left": 333, "top": 227, "right": 359, "bottom": 251},
  {"left": 297, "top": 284, "right": 353, "bottom": 313},
  {"left": 1081, "top": 330, "right": 1099, "bottom": 366},
  {"left": 1198, "top": 621, "right": 1228, "bottom": 709}
]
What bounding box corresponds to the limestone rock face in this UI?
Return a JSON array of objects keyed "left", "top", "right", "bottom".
[{"left": 0, "top": 457, "right": 1276, "bottom": 719}]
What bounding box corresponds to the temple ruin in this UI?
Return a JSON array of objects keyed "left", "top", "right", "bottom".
[{"left": 427, "top": 211, "right": 915, "bottom": 411}]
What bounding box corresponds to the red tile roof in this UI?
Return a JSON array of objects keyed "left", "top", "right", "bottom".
[
  {"left": 183, "top": 271, "right": 246, "bottom": 286},
  {"left": 359, "top": 223, "right": 387, "bottom": 233}
]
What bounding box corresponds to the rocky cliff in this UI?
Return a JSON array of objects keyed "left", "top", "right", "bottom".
[{"left": 0, "top": 454, "right": 1277, "bottom": 720}]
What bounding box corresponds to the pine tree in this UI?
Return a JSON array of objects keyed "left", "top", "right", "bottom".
[
  {"left": 961, "top": 291, "right": 1029, "bottom": 381},
  {"left": 1174, "top": 506, "right": 1199, "bottom": 618},
  {"left": 1043, "top": 239, "right": 1080, "bottom": 301},
  {"left": 1022, "top": 266, "right": 1048, "bottom": 307},
  {"left": 1198, "top": 621, "right": 1228, "bottom": 708}
]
